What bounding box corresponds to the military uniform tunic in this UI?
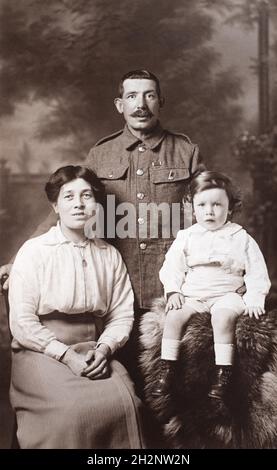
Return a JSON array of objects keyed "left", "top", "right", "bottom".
[{"left": 87, "top": 123, "right": 202, "bottom": 309}]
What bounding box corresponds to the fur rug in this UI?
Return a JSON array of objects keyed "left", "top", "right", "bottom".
[{"left": 139, "top": 298, "right": 277, "bottom": 448}]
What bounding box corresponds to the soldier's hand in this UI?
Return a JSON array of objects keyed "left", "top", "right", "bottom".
[{"left": 0, "top": 264, "right": 12, "bottom": 293}]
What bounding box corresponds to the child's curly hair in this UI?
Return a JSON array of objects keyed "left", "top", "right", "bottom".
[{"left": 186, "top": 171, "right": 242, "bottom": 217}]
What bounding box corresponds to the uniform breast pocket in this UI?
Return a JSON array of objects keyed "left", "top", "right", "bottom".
[
  {"left": 97, "top": 165, "right": 129, "bottom": 203},
  {"left": 150, "top": 167, "right": 190, "bottom": 203}
]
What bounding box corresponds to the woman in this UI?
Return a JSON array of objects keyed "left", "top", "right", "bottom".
[{"left": 8, "top": 165, "right": 145, "bottom": 449}]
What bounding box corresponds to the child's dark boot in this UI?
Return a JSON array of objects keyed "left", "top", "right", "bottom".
[{"left": 152, "top": 359, "right": 175, "bottom": 397}]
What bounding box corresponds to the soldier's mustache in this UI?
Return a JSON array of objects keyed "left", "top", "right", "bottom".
[{"left": 131, "top": 109, "right": 153, "bottom": 118}]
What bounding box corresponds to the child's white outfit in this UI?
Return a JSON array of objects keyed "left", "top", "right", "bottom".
[
  {"left": 160, "top": 221, "right": 271, "bottom": 313},
  {"left": 155, "top": 221, "right": 271, "bottom": 398}
]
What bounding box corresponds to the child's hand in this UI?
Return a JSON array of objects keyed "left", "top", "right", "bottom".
[
  {"left": 244, "top": 306, "right": 265, "bottom": 320},
  {"left": 166, "top": 293, "right": 186, "bottom": 312}
]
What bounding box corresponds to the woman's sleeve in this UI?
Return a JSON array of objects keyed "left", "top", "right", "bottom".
[
  {"left": 9, "top": 243, "right": 69, "bottom": 361},
  {"left": 243, "top": 234, "right": 271, "bottom": 309},
  {"left": 159, "top": 230, "right": 188, "bottom": 296},
  {"left": 96, "top": 249, "right": 134, "bottom": 354}
]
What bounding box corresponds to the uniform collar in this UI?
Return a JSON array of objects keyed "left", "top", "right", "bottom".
[
  {"left": 42, "top": 223, "right": 107, "bottom": 248},
  {"left": 191, "top": 221, "right": 243, "bottom": 236},
  {"left": 123, "top": 122, "right": 166, "bottom": 151}
]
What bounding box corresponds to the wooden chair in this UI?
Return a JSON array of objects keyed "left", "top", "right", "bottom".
[{"left": 0, "top": 275, "right": 19, "bottom": 449}]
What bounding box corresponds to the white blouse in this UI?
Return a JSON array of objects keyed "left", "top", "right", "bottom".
[
  {"left": 9, "top": 224, "right": 134, "bottom": 360},
  {"left": 160, "top": 222, "right": 271, "bottom": 308}
]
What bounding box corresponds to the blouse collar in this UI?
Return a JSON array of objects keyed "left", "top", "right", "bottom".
[{"left": 42, "top": 223, "right": 107, "bottom": 249}]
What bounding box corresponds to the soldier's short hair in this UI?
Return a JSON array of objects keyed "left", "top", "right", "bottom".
[{"left": 118, "top": 69, "right": 162, "bottom": 101}]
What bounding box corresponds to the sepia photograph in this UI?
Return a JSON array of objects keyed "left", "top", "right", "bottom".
[{"left": 0, "top": 0, "right": 276, "bottom": 457}]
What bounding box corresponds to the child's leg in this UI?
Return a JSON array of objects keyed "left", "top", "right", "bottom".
[
  {"left": 153, "top": 304, "right": 198, "bottom": 396},
  {"left": 210, "top": 293, "right": 245, "bottom": 365},
  {"left": 161, "top": 305, "right": 197, "bottom": 361},
  {"left": 208, "top": 293, "right": 245, "bottom": 400},
  {"left": 211, "top": 308, "right": 237, "bottom": 365}
]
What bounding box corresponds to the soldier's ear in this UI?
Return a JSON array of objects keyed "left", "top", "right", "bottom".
[{"left": 114, "top": 98, "right": 123, "bottom": 114}]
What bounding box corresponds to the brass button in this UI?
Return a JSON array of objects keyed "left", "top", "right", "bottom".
[
  {"left": 138, "top": 217, "right": 144, "bottom": 225},
  {"left": 137, "top": 192, "right": 145, "bottom": 200},
  {"left": 108, "top": 172, "right": 114, "bottom": 178},
  {"left": 136, "top": 168, "right": 144, "bottom": 176},
  {"left": 140, "top": 242, "right": 147, "bottom": 250},
  {"left": 138, "top": 144, "right": 146, "bottom": 152}
]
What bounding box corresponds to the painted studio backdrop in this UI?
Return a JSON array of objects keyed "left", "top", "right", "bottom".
[{"left": 0, "top": 0, "right": 277, "bottom": 448}]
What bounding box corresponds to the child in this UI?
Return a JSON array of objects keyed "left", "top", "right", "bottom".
[{"left": 154, "top": 171, "right": 271, "bottom": 400}]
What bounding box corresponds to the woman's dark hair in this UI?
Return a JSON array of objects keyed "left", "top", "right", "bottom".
[
  {"left": 188, "top": 171, "right": 242, "bottom": 216},
  {"left": 45, "top": 165, "right": 104, "bottom": 204}
]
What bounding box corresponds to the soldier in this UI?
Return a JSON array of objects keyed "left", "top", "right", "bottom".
[{"left": 87, "top": 69, "right": 204, "bottom": 312}]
